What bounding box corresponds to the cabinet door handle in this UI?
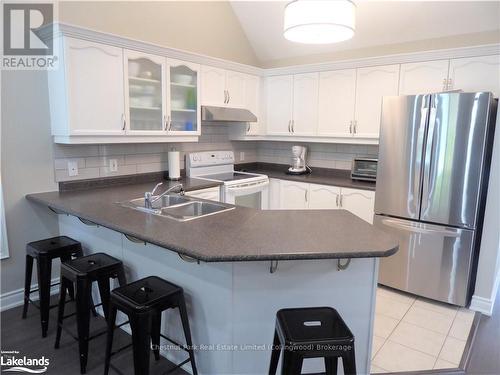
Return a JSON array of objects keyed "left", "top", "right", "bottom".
[
  {"left": 339, "top": 194, "right": 343, "bottom": 207},
  {"left": 336, "top": 195, "right": 339, "bottom": 207},
  {"left": 353, "top": 120, "right": 357, "bottom": 134},
  {"left": 447, "top": 78, "right": 453, "bottom": 90},
  {"left": 292, "top": 120, "right": 295, "bottom": 133},
  {"left": 227, "top": 90, "right": 230, "bottom": 104},
  {"left": 288, "top": 120, "right": 291, "bottom": 133},
  {"left": 122, "top": 114, "right": 126, "bottom": 131},
  {"left": 442, "top": 78, "right": 447, "bottom": 91},
  {"left": 305, "top": 190, "right": 308, "bottom": 202},
  {"left": 247, "top": 123, "right": 250, "bottom": 132},
  {"left": 349, "top": 121, "right": 353, "bottom": 134},
  {"left": 167, "top": 115, "right": 172, "bottom": 131},
  {"left": 163, "top": 115, "right": 168, "bottom": 131}
]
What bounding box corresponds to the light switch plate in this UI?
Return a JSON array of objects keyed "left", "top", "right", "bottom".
[
  {"left": 68, "top": 161, "right": 78, "bottom": 177},
  {"left": 109, "top": 159, "right": 118, "bottom": 172}
]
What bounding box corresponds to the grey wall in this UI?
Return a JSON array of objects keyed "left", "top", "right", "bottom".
[{"left": 1, "top": 70, "right": 60, "bottom": 294}]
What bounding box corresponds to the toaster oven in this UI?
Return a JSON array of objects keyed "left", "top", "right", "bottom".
[{"left": 351, "top": 158, "right": 378, "bottom": 181}]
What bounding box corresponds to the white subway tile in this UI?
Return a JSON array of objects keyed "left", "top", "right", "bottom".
[
  {"left": 54, "top": 158, "right": 85, "bottom": 170},
  {"left": 55, "top": 167, "right": 100, "bottom": 182},
  {"left": 85, "top": 156, "right": 125, "bottom": 168},
  {"left": 99, "top": 164, "right": 137, "bottom": 177}
]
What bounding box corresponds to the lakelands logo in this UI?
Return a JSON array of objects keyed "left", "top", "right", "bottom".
[
  {"left": 2, "top": 2, "right": 57, "bottom": 69},
  {"left": 1, "top": 351, "right": 49, "bottom": 373}
]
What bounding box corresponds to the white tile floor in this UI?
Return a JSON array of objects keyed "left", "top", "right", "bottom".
[{"left": 371, "top": 286, "right": 475, "bottom": 373}]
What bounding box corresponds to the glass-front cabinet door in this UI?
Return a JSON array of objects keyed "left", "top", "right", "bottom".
[
  {"left": 167, "top": 59, "right": 201, "bottom": 135},
  {"left": 124, "top": 50, "right": 167, "bottom": 134}
]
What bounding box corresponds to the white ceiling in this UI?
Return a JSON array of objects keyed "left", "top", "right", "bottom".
[{"left": 230, "top": 1, "right": 500, "bottom": 64}]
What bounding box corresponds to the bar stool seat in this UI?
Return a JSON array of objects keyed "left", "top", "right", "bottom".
[
  {"left": 104, "top": 276, "right": 198, "bottom": 375},
  {"left": 55, "top": 252, "right": 126, "bottom": 374},
  {"left": 23, "top": 236, "right": 83, "bottom": 337},
  {"left": 269, "top": 307, "right": 356, "bottom": 375}
]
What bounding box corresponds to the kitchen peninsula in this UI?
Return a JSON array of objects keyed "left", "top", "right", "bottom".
[{"left": 27, "top": 178, "right": 398, "bottom": 375}]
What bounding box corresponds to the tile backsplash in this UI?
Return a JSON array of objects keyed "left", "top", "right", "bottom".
[{"left": 53, "top": 124, "right": 378, "bottom": 182}]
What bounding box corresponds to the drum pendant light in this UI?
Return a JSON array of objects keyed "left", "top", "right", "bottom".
[{"left": 284, "top": 0, "right": 356, "bottom": 44}]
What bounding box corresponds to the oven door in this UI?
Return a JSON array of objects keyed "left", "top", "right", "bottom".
[{"left": 224, "top": 179, "right": 269, "bottom": 209}]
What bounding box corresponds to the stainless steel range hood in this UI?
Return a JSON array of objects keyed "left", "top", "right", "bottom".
[{"left": 201, "top": 106, "right": 257, "bottom": 122}]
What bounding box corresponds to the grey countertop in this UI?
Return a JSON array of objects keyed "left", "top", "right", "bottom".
[
  {"left": 236, "top": 163, "right": 376, "bottom": 191},
  {"left": 26, "top": 177, "right": 397, "bottom": 262}
]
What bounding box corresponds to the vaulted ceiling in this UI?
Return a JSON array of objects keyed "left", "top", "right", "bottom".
[{"left": 231, "top": 1, "right": 500, "bottom": 66}]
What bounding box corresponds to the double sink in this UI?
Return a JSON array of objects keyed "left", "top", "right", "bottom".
[{"left": 121, "top": 194, "right": 234, "bottom": 222}]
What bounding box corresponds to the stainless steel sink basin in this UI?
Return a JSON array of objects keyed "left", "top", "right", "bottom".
[
  {"left": 160, "top": 201, "right": 234, "bottom": 221},
  {"left": 127, "top": 195, "right": 190, "bottom": 210},
  {"left": 120, "top": 195, "right": 234, "bottom": 221}
]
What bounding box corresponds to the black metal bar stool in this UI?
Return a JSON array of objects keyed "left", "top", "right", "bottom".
[
  {"left": 23, "top": 236, "right": 83, "bottom": 337},
  {"left": 104, "top": 276, "right": 198, "bottom": 375},
  {"left": 269, "top": 307, "right": 356, "bottom": 375},
  {"left": 55, "top": 252, "right": 126, "bottom": 374}
]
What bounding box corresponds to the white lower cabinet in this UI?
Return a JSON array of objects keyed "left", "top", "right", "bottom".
[
  {"left": 276, "top": 180, "right": 375, "bottom": 223},
  {"left": 340, "top": 187, "right": 376, "bottom": 224},
  {"left": 279, "top": 180, "right": 310, "bottom": 209}
]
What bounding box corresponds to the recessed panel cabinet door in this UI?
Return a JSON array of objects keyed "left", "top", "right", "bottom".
[
  {"left": 308, "top": 184, "right": 341, "bottom": 209},
  {"left": 64, "top": 38, "right": 125, "bottom": 135},
  {"left": 292, "top": 73, "right": 318, "bottom": 136},
  {"left": 449, "top": 55, "right": 500, "bottom": 97},
  {"left": 399, "top": 60, "right": 450, "bottom": 95},
  {"left": 318, "top": 69, "right": 356, "bottom": 137},
  {"left": 201, "top": 65, "right": 226, "bottom": 106},
  {"left": 266, "top": 75, "right": 293, "bottom": 135},
  {"left": 280, "top": 181, "right": 309, "bottom": 209},
  {"left": 341, "top": 188, "right": 375, "bottom": 224},
  {"left": 226, "top": 71, "right": 246, "bottom": 108},
  {"left": 354, "top": 64, "right": 400, "bottom": 138}
]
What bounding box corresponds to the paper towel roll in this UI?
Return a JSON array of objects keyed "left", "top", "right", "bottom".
[{"left": 168, "top": 151, "right": 181, "bottom": 180}]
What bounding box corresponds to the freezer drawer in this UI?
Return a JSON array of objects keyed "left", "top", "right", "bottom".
[{"left": 374, "top": 215, "right": 475, "bottom": 306}]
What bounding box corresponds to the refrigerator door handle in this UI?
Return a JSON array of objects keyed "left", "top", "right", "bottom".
[
  {"left": 414, "top": 97, "right": 429, "bottom": 212},
  {"left": 381, "top": 218, "right": 460, "bottom": 237},
  {"left": 422, "top": 97, "right": 439, "bottom": 217}
]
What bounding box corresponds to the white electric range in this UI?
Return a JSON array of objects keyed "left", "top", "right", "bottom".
[{"left": 186, "top": 151, "right": 269, "bottom": 209}]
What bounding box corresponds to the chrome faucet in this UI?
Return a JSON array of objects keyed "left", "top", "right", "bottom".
[{"left": 144, "top": 182, "right": 184, "bottom": 209}]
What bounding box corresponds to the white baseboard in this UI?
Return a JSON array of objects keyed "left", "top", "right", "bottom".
[
  {"left": 470, "top": 272, "right": 500, "bottom": 316},
  {"left": 0, "top": 278, "right": 60, "bottom": 312}
]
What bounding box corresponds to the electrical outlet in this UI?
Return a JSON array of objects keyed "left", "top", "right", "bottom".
[
  {"left": 68, "top": 161, "right": 78, "bottom": 177},
  {"left": 109, "top": 159, "right": 118, "bottom": 172},
  {"left": 240, "top": 152, "right": 245, "bottom": 161}
]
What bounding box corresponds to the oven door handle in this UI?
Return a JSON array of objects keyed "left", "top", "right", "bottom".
[{"left": 226, "top": 180, "right": 269, "bottom": 195}]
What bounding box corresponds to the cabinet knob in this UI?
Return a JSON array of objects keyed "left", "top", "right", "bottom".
[{"left": 122, "top": 114, "right": 126, "bottom": 131}]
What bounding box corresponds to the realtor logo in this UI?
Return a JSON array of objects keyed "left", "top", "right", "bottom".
[
  {"left": 3, "top": 3, "right": 53, "bottom": 55},
  {"left": 2, "top": 2, "right": 57, "bottom": 69},
  {"left": 1, "top": 350, "right": 50, "bottom": 373}
]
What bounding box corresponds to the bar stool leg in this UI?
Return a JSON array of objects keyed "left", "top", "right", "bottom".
[
  {"left": 22, "top": 255, "right": 34, "bottom": 319},
  {"left": 97, "top": 277, "right": 111, "bottom": 321},
  {"left": 268, "top": 330, "right": 281, "bottom": 375},
  {"left": 76, "top": 277, "right": 92, "bottom": 374},
  {"left": 54, "top": 277, "right": 69, "bottom": 349},
  {"left": 129, "top": 312, "right": 152, "bottom": 375},
  {"left": 325, "top": 357, "right": 338, "bottom": 375},
  {"left": 104, "top": 304, "right": 118, "bottom": 375},
  {"left": 60, "top": 254, "right": 76, "bottom": 300},
  {"left": 281, "top": 351, "right": 303, "bottom": 375},
  {"left": 342, "top": 350, "right": 357, "bottom": 375},
  {"left": 176, "top": 294, "right": 198, "bottom": 375},
  {"left": 151, "top": 311, "right": 162, "bottom": 361},
  {"left": 36, "top": 255, "right": 52, "bottom": 338}
]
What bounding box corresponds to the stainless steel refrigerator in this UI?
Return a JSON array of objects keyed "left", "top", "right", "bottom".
[{"left": 374, "top": 92, "right": 497, "bottom": 306}]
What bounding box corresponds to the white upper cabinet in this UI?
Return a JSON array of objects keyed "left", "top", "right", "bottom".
[
  {"left": 61, "top": 38, "right": 125, "bottom": 136},
  {"left": 354, "top": 64, "right": 400, "bottom": 138},
  {"left": 124, "top": 50, "right": 167, "bottom": 135},
  {"left": 308, "top": 184, "right": 341, "bottom": 209},
  {"left": 225, "top": 71, "right": 246, "bottom": 108},
  {"left": 399, "top": 60, "right": 450, "bottom": 95},
  {"left": 167, "top": 59, "right": 201, "bottom": 135},
  {"left": 318, "top": 69, "right": 356, "bottom": 137},
  {"left": 292, "top": 73, "right": 319, "bottom": 136},
  {"left": 280, "top": 180, "right": 310, "bottom": 209},
  {"left": 245, "top": 74, "right": 261, "bottom": 135},
  {"left": 340, "top": 188, "right": 375, "bottom": 224},
  {"left": 266, "top": 75, "right": 294, "bottom": 135},
  {"left": 201, "top": 66, "right": 226, "bottom": 106},
  {"left": 448, "top": 55, "right": 500, "bottom": 97}
]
